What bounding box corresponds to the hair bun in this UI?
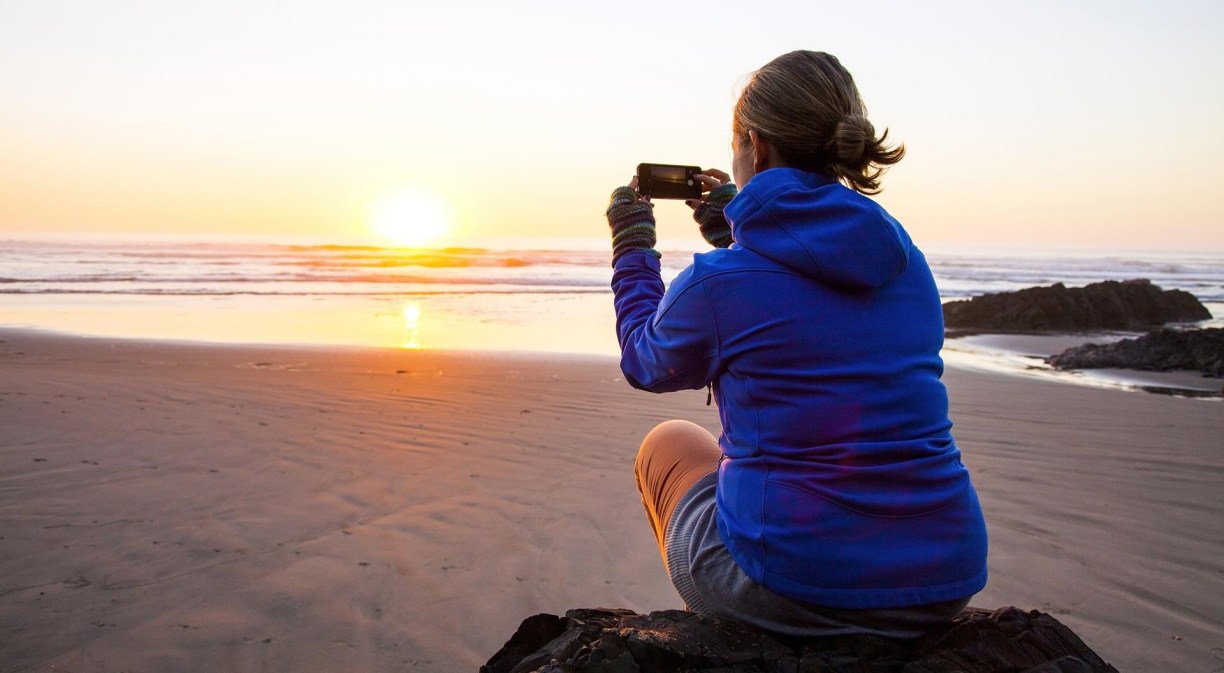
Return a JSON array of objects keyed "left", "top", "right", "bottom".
[{"left": 829, "top": 114, "right": 874, "bottom": 167}]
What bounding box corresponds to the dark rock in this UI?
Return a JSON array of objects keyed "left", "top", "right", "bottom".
[
  {"left": 905, "top": 608, "right": 1115, "bottom": 673},
  {"left": 942, "top": 279, "right": 1211, "bottom": 332},
  {"left": 481, "top": 606, "right": 1118, "bottom": 673},
  {"left": 1047, "top": 327, "right": 1224, "bottom": 377},
  {"left": 480, "top": 613, "right": 569, "bottom": 673}
]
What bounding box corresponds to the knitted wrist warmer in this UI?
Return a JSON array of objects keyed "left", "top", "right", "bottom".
[
  {"left": 693, "top": 183, "right": 738, "bottom": 248},
  {"left": 606, "top": 186, "right": 660, "bottom": 265}
]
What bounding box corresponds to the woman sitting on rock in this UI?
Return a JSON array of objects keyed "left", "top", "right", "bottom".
[{"left": 606, "top": 50, "right": 988, "bottom": 639}]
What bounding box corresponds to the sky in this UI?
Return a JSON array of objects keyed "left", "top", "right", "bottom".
[{"left": 2, "top": 0, "right": 1223, "bottom": 249}]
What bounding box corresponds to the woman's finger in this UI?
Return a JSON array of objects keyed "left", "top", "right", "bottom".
[{"left": 704, "top": 168, "right": 731, "bottom": 183}]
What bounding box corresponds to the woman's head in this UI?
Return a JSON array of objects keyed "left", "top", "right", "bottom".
[{"left": 732, "top": 51, "right": 903, "bottom": 194}]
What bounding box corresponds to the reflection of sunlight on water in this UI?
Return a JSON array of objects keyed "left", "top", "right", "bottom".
[{"left": 401, "top": 302, "right": 422, "bottom": 350}]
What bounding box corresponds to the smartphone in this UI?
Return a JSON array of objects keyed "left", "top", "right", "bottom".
[{"left": 636, "top": 163, "right": 702, "bottom": 200}]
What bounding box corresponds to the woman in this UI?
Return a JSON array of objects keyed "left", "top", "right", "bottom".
[{"left": 605, "top": 50, "right": 987, "bottom": 639}]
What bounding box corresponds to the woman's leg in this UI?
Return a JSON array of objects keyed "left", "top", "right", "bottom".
[{"left": 634, "top": 420, "right": 721, "bottom": 566}]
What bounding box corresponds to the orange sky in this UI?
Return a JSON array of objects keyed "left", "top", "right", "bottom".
[{"left": 2, "top": 1, "right": 1222, "bottom": 249}]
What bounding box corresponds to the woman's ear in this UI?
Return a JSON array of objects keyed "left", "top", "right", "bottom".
[{"left": 748, "top": 129, "right": 774, "bottom": 173}]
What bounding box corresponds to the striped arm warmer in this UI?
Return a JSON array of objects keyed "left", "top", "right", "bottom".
[
  {"left": 692, "top": 183, "right": 738, "bottom": 248},
  {"left": 606, "top": 186, "right": 661, "bottom": 265}
]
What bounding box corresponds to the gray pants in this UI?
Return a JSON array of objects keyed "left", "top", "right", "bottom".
[
  {"left": 635, "top": 420, "right": 967, "bottom": 640},
  {"left": 665, "top": 471, "right": 967, "bottom": 639}
]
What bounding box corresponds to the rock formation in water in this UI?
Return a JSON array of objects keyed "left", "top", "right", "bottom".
[
  {"left": 1047, "top": 327, "right": 1224, "bottom": 377},
  {"left": 942, "top": 279, "right": 1210, "bottom": 331},
  {"left": 481, "top": 606, "right": 1118, "bottom": 673}
]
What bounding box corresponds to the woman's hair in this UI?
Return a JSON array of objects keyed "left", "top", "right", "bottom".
[{"left": 733, "top": 51, "right": 904, "bottom": 194}]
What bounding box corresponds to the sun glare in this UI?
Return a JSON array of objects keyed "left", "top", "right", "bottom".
[{"left": 369, "top": 188, "right": 452, "bottom": 248}]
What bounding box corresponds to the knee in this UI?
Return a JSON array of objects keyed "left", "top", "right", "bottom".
[{"left": 635, "top": 419, "right": 712, "bottom": 479}]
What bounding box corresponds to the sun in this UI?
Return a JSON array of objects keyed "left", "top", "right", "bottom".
[{"left": 368, "top": 188, "right": 452, "bottom": 248}]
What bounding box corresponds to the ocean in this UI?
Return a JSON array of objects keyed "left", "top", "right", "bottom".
[{"left": 3, "top": 235, "right": 1222, "bottom": 393}]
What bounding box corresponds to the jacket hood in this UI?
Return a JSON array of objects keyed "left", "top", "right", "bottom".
[{"left": 723, "top": 168, "right": 912, "bottom": 289}]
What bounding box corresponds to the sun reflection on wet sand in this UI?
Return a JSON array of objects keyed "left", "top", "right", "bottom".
[
  {"left": 0, "top": 293, "right": 622, "bottom": 356},
  {"left": 401, "top": 301, "right": 423, "bottom": 350}
]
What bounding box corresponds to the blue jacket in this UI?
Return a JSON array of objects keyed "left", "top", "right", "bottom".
[{"left": 612, "top": 168, "right": 987, "bottom": 609}]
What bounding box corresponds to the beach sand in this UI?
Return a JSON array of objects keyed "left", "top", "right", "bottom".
[{"left": 1, "top": 329, "right": 1220, "bottom": 672}]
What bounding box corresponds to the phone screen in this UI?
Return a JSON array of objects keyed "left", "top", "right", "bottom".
[
  {"left": 649, "top": 165, "right": 687, "bottom": 186},
  {"left": 637, "top": 163, "right": 701, "bottom": 199}
]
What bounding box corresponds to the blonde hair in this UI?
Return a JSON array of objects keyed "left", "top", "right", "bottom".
[{"left": 733, "top": 51, "right": 904, "bottom": 195}]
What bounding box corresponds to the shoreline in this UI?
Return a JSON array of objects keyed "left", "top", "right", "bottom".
[
  {"left": 4, "top": 234, "right": 1222, "bottom": 398},
  {"left": 1, "top": 330, "right": 1222, "bottom": 671},
  {"left": 6, "top": 320, "right": 1221, "bottom": 399}
]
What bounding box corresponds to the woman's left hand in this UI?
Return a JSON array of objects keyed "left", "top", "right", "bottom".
[{"left": 607, "top": 177, "right": 660, "bottom": 264}]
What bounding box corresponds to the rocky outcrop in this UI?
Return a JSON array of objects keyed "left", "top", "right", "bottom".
[
  {"left": 1047, "top": 327, "right": 1224, "bottom": 377},
  {"left": 481, "top": 606, "right": 1118, "bottom": 673},
  {"left": 942, "top": 279, "right": 1211, "bottom": 332}
]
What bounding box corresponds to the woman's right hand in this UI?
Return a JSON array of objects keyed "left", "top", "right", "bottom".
[
  {"left": 686, "top": 169, "right": 733, "bottom": 209},
  {"left": 687, "top": 169, "right": 737, "bottom": 249}
]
